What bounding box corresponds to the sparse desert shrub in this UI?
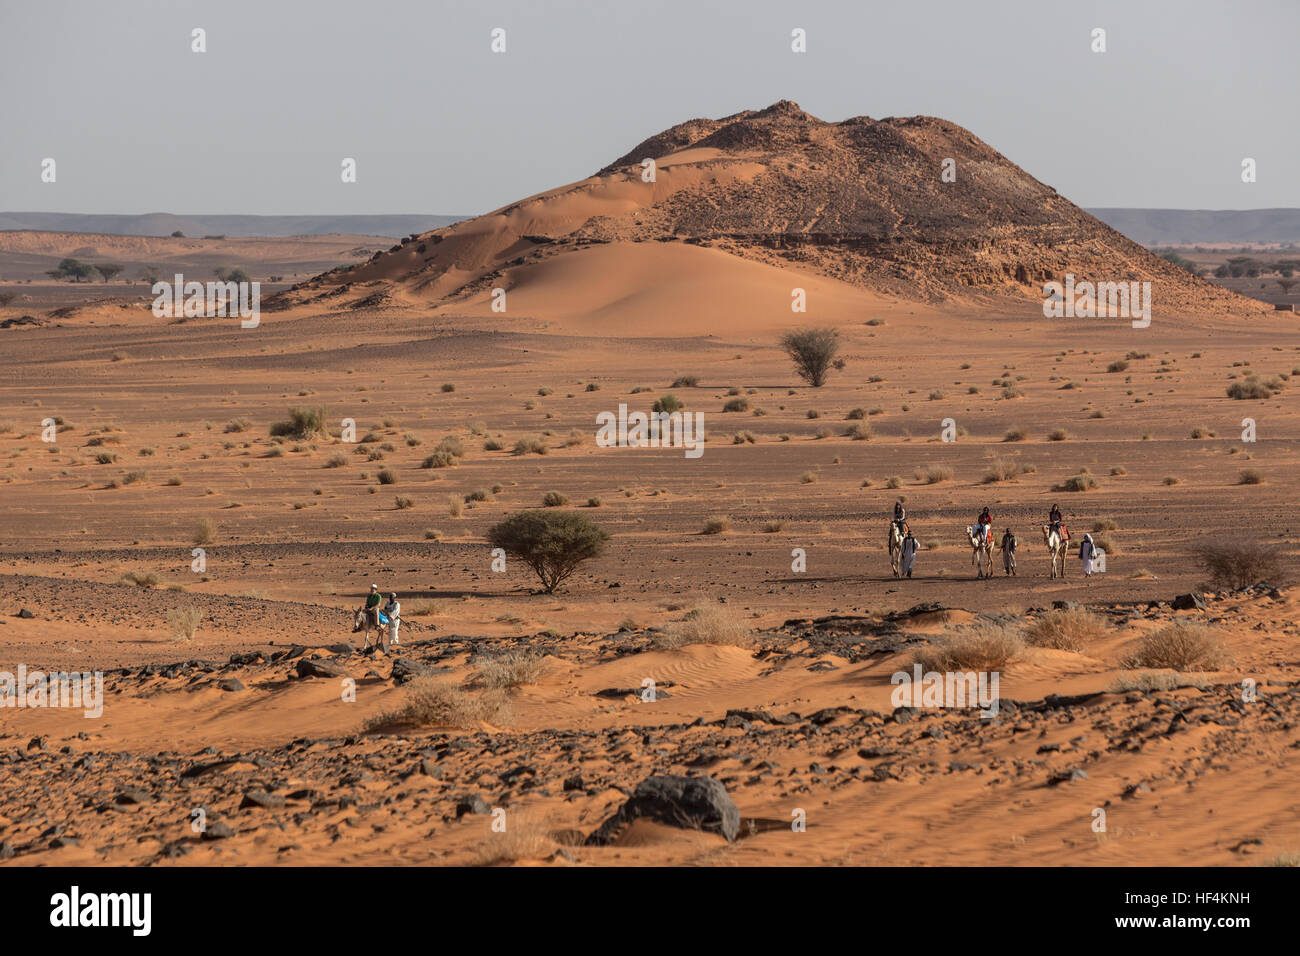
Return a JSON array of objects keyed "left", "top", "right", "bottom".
[
  {"left": 982, "top": 458, "right": 1019, "bottom": 484},
  {"left": 1093, "top": 519, "right": 1119, "bottom": 532},
  {"left": 1238, "top": 468, "right": 1264, "bottom": 485},
  {"left": 1092, "top": 534, "right": 1117, "bottom": 554},
  {"left": 466, "top": 488, "right": 491, "bottom": 502},
  {"left": 512, "top": 437, "right": 547, "bottom": 456},
  {"left": 1106, "top": 360, "right": 1129, "bottom": 373},
  {"left": 1001, "top": 386, "right": 1024, "bottom": 399},
  {"left": 1110, "top": 465, "right": 1127, "bottom": 476},
  {"left": 377, "top": 468, "right": 396, "bottom": 485},
  {"left": 586, "top": 496, "right": 602, "bottom": 507},
  {"left": 702, "top": 515, "right": 731, "bottom": 534},
  {"left": 1024, "top": 607, "right": 1106, "bottom": 651},
  {"left": 422, "top": 450, "right": 458, "bottom": 469},
  {"left": 423, "top": 528, "right": 441, "bottom": 540},
  {"left": 447, "top": 494, "right": 464, "bottom": 517},
  {"left": 912, "top": 624, "right": 1024, "bottom": 671},
  {"left": 844, "top": 422, "right": 870, "bottom": 440},
  {"left": 585, "top": 382, "right": 600, "bottom": 392},
  {"left": 194, "top": 517, "right": 216, "bottom": 545},
  {"left": 120, "top": 570, "right": 161, "bottom": 587},
  {"left": 1048, "top": 429, "right": 1068, "bottom": 441},
  {"left": 123, "top": 470, "right": 147, "bottom": 484},
  {"left": 1226, "top": 377, "right": 1275, "bottom": 400},
  {"left": 542, "top": 491, "right": 569, "bottom": 507},
  {"left": 364, "top": 679, "right": 510, "bottom": 732},
  {"left": 845, "top": 407, "right": 867, "bottom": 420},
  {"left": 441, "top": 383, "right": 456, "bottom": 393},
  {"left": 483, "top": 437, "right": 505, "bottom": 451},
  {"left": 1003, "top": 427, "right": 1028, "bottom": 442},
  {"left": 653, "top": 393, "right": 683, "bottom": 413},
  {"left": 395, "top": 496, "right": 414, "bottom": 509},
  {"left": 486, "top": 510, "right": 609, "bottom": 593},
  {"left": 1198, "top": 539, "right": 1284, "bottom": 589},
  {"left": 886, "top": 475, "right": 903, "bottom": 489},
  {"left": 325, "top": 452, "right": 349, "bottom": 468},
  {"left": 780, "top": 327, "right": 841, "bottom": 388},
  {"left": 722, "top": 397, "right": 749, "bottom": 412},
  {"left": 166, "top": 476, "right": 183, "bottom": 486},
  {"left": 654, "top": 601, "right": 752, "bottom": 649},
  {"left": 732, "top": 431, "right": 756, "bottom": 444},
  {"left": 1110, "top": 671, "right": 1205, "bottom": 693},
  {"left": 671, "top": 375, "right": 700, "bottom": 388},
  {"left": 799, "top": 471, "right": 817, "bottom": 484},
  {"left": 473, "top": 650, "right": 547, "bottom": 690},
  {"left": 224, "top": 418, "right": 252, "bottom": 433},
  {"left": 94, "top": 451, "right": 118, "bottom": 464},
  {"left": 168, "top": 607, "right": 202, "bottom": 643},
  {"left": 917, "top": 465, "right": 953, "bottom": 484},
  {"left": 1162, "top": 475, "right": 1180, "bottom": 486},
  {"left": 1062, "top": 475, "right": 1098, "bottom": 492},
  {"left": 270, "top": 405, "right": 326, "bottom": 439},
  {"left": 1124, "top": 623, "right": 1229, "bottom": 671}
]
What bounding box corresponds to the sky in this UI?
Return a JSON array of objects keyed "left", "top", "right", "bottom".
[{"left": 1, "top": 0, "right": 1296, "bottom": 217}]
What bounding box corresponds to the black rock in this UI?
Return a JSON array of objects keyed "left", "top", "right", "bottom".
[
  {"left": 296, "top": 658, "right": 347, "bottom": 679},
  {"left": 114, "top": 788, "right": 151, "bottom": 805},
  {"left": 240, "top": 789, "right": 286, "bottom": 810},
  {"left": 1048, "top": 768, "right": 1088, "bottom": 785},
  {"left": 17, "top": 608, "right": 35, "bottom": 619},
  {"left": 201, "top": 821, "right": 236, "bottom": 840},
  {"left": 391, "top": 657, "right": 434, "bottom": 684},
  {"left": 586, "top": 774, "right": 740, "bottom": 845},
  {"left": 217, "top": 678, "right": 245, "bottom": 692},
  {"left": 1172, "top": 592, "right": 1207, "bottom": 611},
  {"left": 456, "top": 794, "right": 491, "bottom": 817}
]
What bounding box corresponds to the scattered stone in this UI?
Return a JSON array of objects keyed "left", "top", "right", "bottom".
[
  {"left": 456, "top": 794, "right": 491, "bottom": 817},
  {"left": 217, "top": 678, "right": 245, "bottom": 692},
  {"left": 296, "top": 657, "right": 347, "bottom": 679}
]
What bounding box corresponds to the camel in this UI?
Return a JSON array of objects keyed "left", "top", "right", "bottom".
[
  {"left": 966, "top": 525, "right": 994, "bottom": 579},
  {"left": 1041, "top": 525, "right": 1069, "bottom": 579},
  {"left": 888, "top": 521, "right": 907, "bottom": 577}
]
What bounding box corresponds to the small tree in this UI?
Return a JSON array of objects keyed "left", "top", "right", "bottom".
[
  {"left": 780, "top": 327, "right": 841, "bottom": 387},
  {"left": 97, "top": 264, "right": 123, "bottom": 283},
  {"left": 1198, "top": 540, "right": 1285, "bottom": 590},
  {"left": 227, "top": 267, "right": 252, "bottom": 284},
  {"left": 0, "top": 291, "right": 17, "bottom": 307},
  {"left": 487, "top": 510, "right": 609, "bottom": 594}
]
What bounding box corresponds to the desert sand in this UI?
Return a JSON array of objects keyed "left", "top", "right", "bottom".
[{"left": 1, "top": 103, "right": 1297, "bottom": 867}]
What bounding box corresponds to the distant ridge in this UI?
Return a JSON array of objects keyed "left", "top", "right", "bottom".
[
  {"left": 0, "top": 212, "right": 465, "bottom": 239},
  {"left": 1088, "top": 208, "right": 1300, "bottom": 245}
]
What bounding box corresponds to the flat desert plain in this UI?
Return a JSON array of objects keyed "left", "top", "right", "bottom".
[{"left": 2, "top": 276, "right": 1298, "bottom": 867}]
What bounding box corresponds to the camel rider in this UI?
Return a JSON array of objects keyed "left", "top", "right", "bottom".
[
  {"left": 365, "top": 583, "right": 382, "bottom": 627},
  {"left": 893, "top": 499, "right": 907, "bottom": 536},
  {"left": 1049, "top": 503, "right": 1064, "bottom": 537},
  {"left": 977, "top": 507, "right": 992, "bottom": 542},
  {"left": 383, "top": 592, "right": 401, "bottom": 646}
]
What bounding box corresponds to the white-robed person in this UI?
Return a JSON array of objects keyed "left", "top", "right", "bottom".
[
  {"left": 1079, "top": 533, "right": 1096, "bottom": 576},
  {"left": 900, "top": 529, "right": 919, "bottom": 579},
  {"left": 383, "top": 592, "right": 401, "bottom": 646}
]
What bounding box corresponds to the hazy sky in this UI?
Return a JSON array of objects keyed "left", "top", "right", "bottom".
[{"left": 2, "top": 0, "right": 1296, "bottom": 216}]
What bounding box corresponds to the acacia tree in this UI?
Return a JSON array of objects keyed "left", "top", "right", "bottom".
[
  {"left": 487, "top": 510, "right": 609, "bottom": 594},
  {"left": 780, "top": 327, "right": 841, "bottom": 387}
]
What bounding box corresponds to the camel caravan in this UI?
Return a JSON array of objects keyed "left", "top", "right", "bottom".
[{"left": 889, "top": 500, "right": 1104, "bottom": 582}]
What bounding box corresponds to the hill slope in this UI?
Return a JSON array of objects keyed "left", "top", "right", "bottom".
[{"left": 279, "top": 101, "right": 1265, "bottom": 331}]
